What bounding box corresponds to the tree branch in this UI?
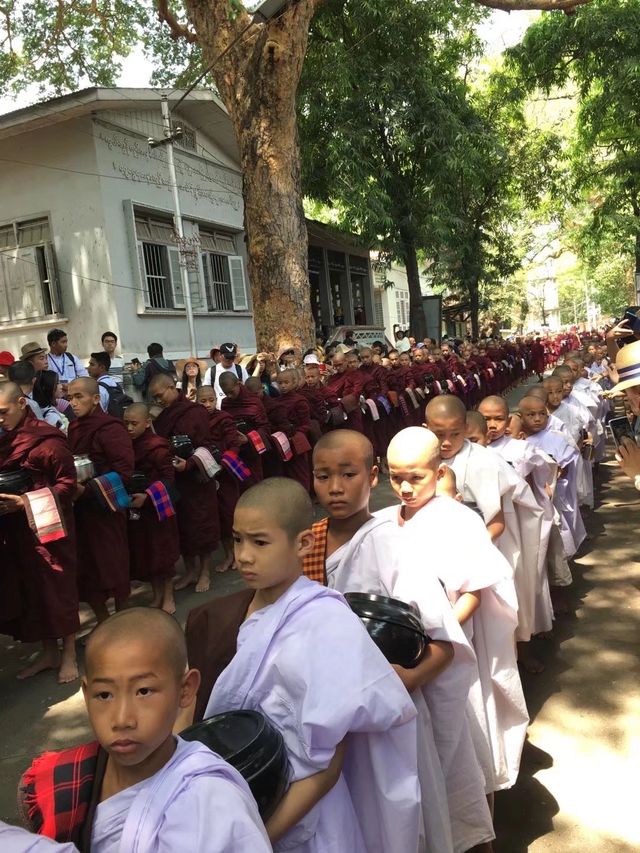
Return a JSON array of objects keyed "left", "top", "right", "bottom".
[
  {"left": 474, "top": 0, "right": 592, "bottom": 10},
  {"left": 157, "top": 0, "right": 198, "bottom": 43}
]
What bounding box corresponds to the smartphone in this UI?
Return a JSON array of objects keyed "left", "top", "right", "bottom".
[
  {"left": 623, "top": 307, "right": 640, "bottom": 334},
  {"left": 608, "top": 416, "right": 636, "bottom": 448}
]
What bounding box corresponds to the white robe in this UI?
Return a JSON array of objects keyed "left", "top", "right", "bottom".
[
  {"left": 2, "top": 740, "right": 270, "bottom": 853},
  {"left": 554, "top": 400, "right": 594, "bottom": 508},
  {"left": 326, "top": 515, "right": 493, "bottom": 853},
  {"left": 524, "top": 422, "right": 586, "bottom": 559},
  {"left": 205, "top": 576, "right": 421, "bottom": 853},
  {"left": 377, "top": 498, "right": 528, "bottom": 794},
  {"left": 488, "top": 435, "right": 555, "bottom": 634},
  {"left": 448, "top": 439, "right": 544, "bottom": 643}
]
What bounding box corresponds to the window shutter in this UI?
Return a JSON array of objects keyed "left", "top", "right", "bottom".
[
  {"left": 202, "top": 253, "right": 216, "bottom": 310},
  {"left": 229, "top": 255, "right": 248, "bottom": 311},
  {"left": 168, "top": 246, "right": 185, "bottom": 308},
  {"left": 8, "top": 247, "right": 44, "bottom": 319},
  {"left": 44, "top": 243, "right": 63, "bottom": 315},
  {"left": 0, "top": 253, "right": 12, "bottom": 321},
  {"left": 123, "top": 200, "right": 148, "bottom": 311},
  {"left": 136, "top": 242, "right": 150, "bottom": 307}
]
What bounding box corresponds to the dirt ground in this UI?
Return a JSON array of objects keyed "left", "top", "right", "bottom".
[{"left": 0, "top": 384, "right": 637, "bottom": 851}]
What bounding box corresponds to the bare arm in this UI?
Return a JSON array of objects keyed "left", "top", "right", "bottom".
[
  {"left": 453, "top": 590, "right": 482, "bottom": 625},
  {"left": 392, "top": 640, "right": 454, "bottom": 693},
  {"left": 486, "top": 508, "right": 505, "bottom": 541},
  {"left": 265, "top": 740, "right": 346, "bottom": 843}
]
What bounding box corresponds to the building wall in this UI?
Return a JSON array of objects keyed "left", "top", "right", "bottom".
[
  {"left": 374, "top": 261, "right": 430, "bottom": 342},
  {"left": 0, "top": 107, "right": 255, "bottom": 362},
  {"left": 0, "top": 117, "right": 110, "bottom": 359},
  {"left": 91, "top": 109, "right": 254, "bottom": 359}
]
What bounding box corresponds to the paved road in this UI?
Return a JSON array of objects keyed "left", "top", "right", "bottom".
[{"left": 1, "top": 382, "right": 637, "bottom": 852}]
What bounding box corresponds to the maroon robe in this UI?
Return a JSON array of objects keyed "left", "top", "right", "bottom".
[
  {"left": 221, "top": 387, "right": 271, "bottom": 485},
  {"left": 258, "top": 394, "right": 287, "bottom": 479},
  {"left": 277, "top": 391, "right": 312, "bottom": 491},
  {"left": 129, "top": 430, "right": 180, "bottom": 581},
  {"left": 323, "top": 371, "right": 364, "bottom": 432},
  {"left": 207, "top": 410, "right": 241, "bottom": 539},
  {"left": 68, "top": 408, "right": 133, "bottom": 604},
  {"left": 0, "top": 410, "right": 79, "bottom": 641},
  {"left": 153, "top": 396, "right": 220, "bottom": 557},
  {"left": 299, "top": 386, "right": 329, "bottom": 438}
]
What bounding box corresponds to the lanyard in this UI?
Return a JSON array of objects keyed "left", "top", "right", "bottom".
[{"left": 49, "top": 353, "right": 67, "bottom": 377}]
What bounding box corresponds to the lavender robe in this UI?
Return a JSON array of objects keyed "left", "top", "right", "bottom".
[
  {"left": 0, "top": 740, "right": 269, "bottom": 853},
  {"left": 205, "top": 576, "right": 421, "bottom": 853}
]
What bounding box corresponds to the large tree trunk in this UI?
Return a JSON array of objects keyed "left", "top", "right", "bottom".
[
  {"left": 469, "top": 276, "right": 480, "bottom": 340},
  {"left": 399, "top": 226, "right": 427, "bottom": 341},
  {"left": 179, "top": 1, "right": 320, "bottom": 352}
]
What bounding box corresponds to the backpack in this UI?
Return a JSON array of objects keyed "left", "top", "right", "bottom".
[{"left": 98, "top": 381, "right": 134, "bottom": 419}]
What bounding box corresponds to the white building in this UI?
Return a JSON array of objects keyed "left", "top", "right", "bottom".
[
  {"left": 0, "top": 87, "right": 253, "bottom": 362},
  {"left": 372, "top": 259, "right": 432, "bottom": 342}
]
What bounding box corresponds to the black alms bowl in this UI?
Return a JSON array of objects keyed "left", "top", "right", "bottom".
[
  {"left": 345, "top": 592, "right": 430, "bottom": 669},
  {"left": 180, "top": 710, "right": 289, "bottom": 819},
  {"left": 0, "top": 468, "right": 34, "bottom": 495},
  {"left": 127, "top": 472, "right": 150, "bottom": 494},
  {"left": 170, "top": 434, "right": 194, "bottom": 459}
]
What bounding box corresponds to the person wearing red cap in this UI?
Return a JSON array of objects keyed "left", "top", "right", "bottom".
[{"left": 0, "top": 350, "right": 15, "bottom": 379}]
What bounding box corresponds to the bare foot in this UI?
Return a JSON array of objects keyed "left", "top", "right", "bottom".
[
  {"left": 174, "top": 573, "right": 198, "bottom": 591},
  {"left": 162, "top": 596, "right": 176, "bottom": 615},
  {"left": 17, "top": 650, "right": 60, "bottom": 680},
  {"left": 214, "top": 554, "right": 234, "bottom": 573},
  {"left": 58, "top": 658, "right": 79, "bottom": 684},
  {"left": 519, "top": 656, "right": 545, "bottom": 674},
  {"left": 195, "top": 571, "right": 211, "bottom": 593}
]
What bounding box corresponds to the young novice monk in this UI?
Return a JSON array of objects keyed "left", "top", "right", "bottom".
[
  {"left": 203, "top": 478, "right": 422, "bottom": 853},
  {"left": 14, "top": 608, "right": 270, "bottom": 852},
  {"left": 150, "top": 375, "right": 220, "bottom": 593},
  {"left": 309, "top": 430, "right": 492, "bottom": 853},
  {"left": 123, "top": 404, "right": 180, "bottom": 614},
  {"left": 68, "top": 377, "right": 134, "bottom": 623},
  {"left": 197, "top": 386, "right": 242, "bottom": 573},
  {"left": 380, "top": 429, "right": 528, "bottom": 812}
]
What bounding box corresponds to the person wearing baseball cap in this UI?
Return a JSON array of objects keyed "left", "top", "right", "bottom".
[
  {"left": 20, "top": 341, "right": 49, "bottom": 372},
  {"left": 203, "top": 343, "right": 249, "bottom": 400}
]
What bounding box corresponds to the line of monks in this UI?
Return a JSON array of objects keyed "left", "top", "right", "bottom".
[
  {"left": 0, "top": 331, "right": 604, "bottom": 688},
  {"left": 0, "top": 329, "right": 613, "bottom": 852}
]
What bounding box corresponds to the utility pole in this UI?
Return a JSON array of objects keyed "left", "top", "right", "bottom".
[{"left": 149, "top": 96, "right": 197, "bottom": 356}]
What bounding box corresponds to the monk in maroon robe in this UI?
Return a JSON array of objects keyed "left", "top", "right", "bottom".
[
  {"left": 324, "top": 351, "right": 364, "bottom": 432},
  {"left": 197, "top": 386, "right": 241, "bottom": 573},
  {"left": 530, "top": 337, "right": 545, "bottom": 381},
  {"left": 150, "top": 375, "right": 220, "bottom": 594},
  {"left": 123, "top": 403, "right": 180, "bottom": 614},
  {"left": 359, "top": 348, "right": 391, "bottom": 462},
  {"left": 300, "top": 364, "right": 329, "bottom": 441},
  {"left": 67, "top": 378, "right": 133, "bottom": 622},
  {"left": 0, "top": 384, "right": 79, "bottom": 683},
  {"left": 273, "top": 369, "right": 312, "bottom": 491},
  {"left": 220, "top": 372, "right": 271, "bottom": 485}
]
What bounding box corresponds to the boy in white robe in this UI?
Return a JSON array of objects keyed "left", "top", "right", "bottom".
[
  {"left": 545, "top": 374, "right": 594, "bottom": 509},
  {"left": 518, "top": 395, "right": 586, "bottom": 613},
  {"left": 426, "top": 397, "right": 544, "bottom": 657},
  {"left": 478, "top": 396, "right": 555, "bottom": 645},
  {"left": 309, "top": 430, "right": 493, "bottom": 853},
  {"left": 380, "top": 429, "right": 528, "bottom": 804},
  {"left": 205, "top": 477, "right": 422, "bottom": 853},
  {"left": 17, "top": 608, "right": 270, "bottom": 853}
]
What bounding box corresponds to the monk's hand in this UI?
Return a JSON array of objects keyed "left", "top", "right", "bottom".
[
  {"left": 616, "top": 437, "right": 640, "bottom": 479},
  {"left": 172, "top": 457, "right": 187, "bottom": 473},
  {"left": 391, "top": 663, "right": 419, "bottom": 693},
  {"left": 129, "top": 493, "right": 147, "bottom": 509},
  {"left": 0, "top": 493, "right": 25, "bottom": 514}
]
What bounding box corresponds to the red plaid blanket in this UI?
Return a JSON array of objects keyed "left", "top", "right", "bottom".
[
  {"left": 221, "top": 450, "right": 252, "bottom": 481},
  {"left": 145, "top": 480, "right": 176, "bottom": 521},
  {"left": 20, "top": 741, "right": 101, "bottom": 844},
  {"left": 246, "top": 430, "right": 267, "bottom": 454}
]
